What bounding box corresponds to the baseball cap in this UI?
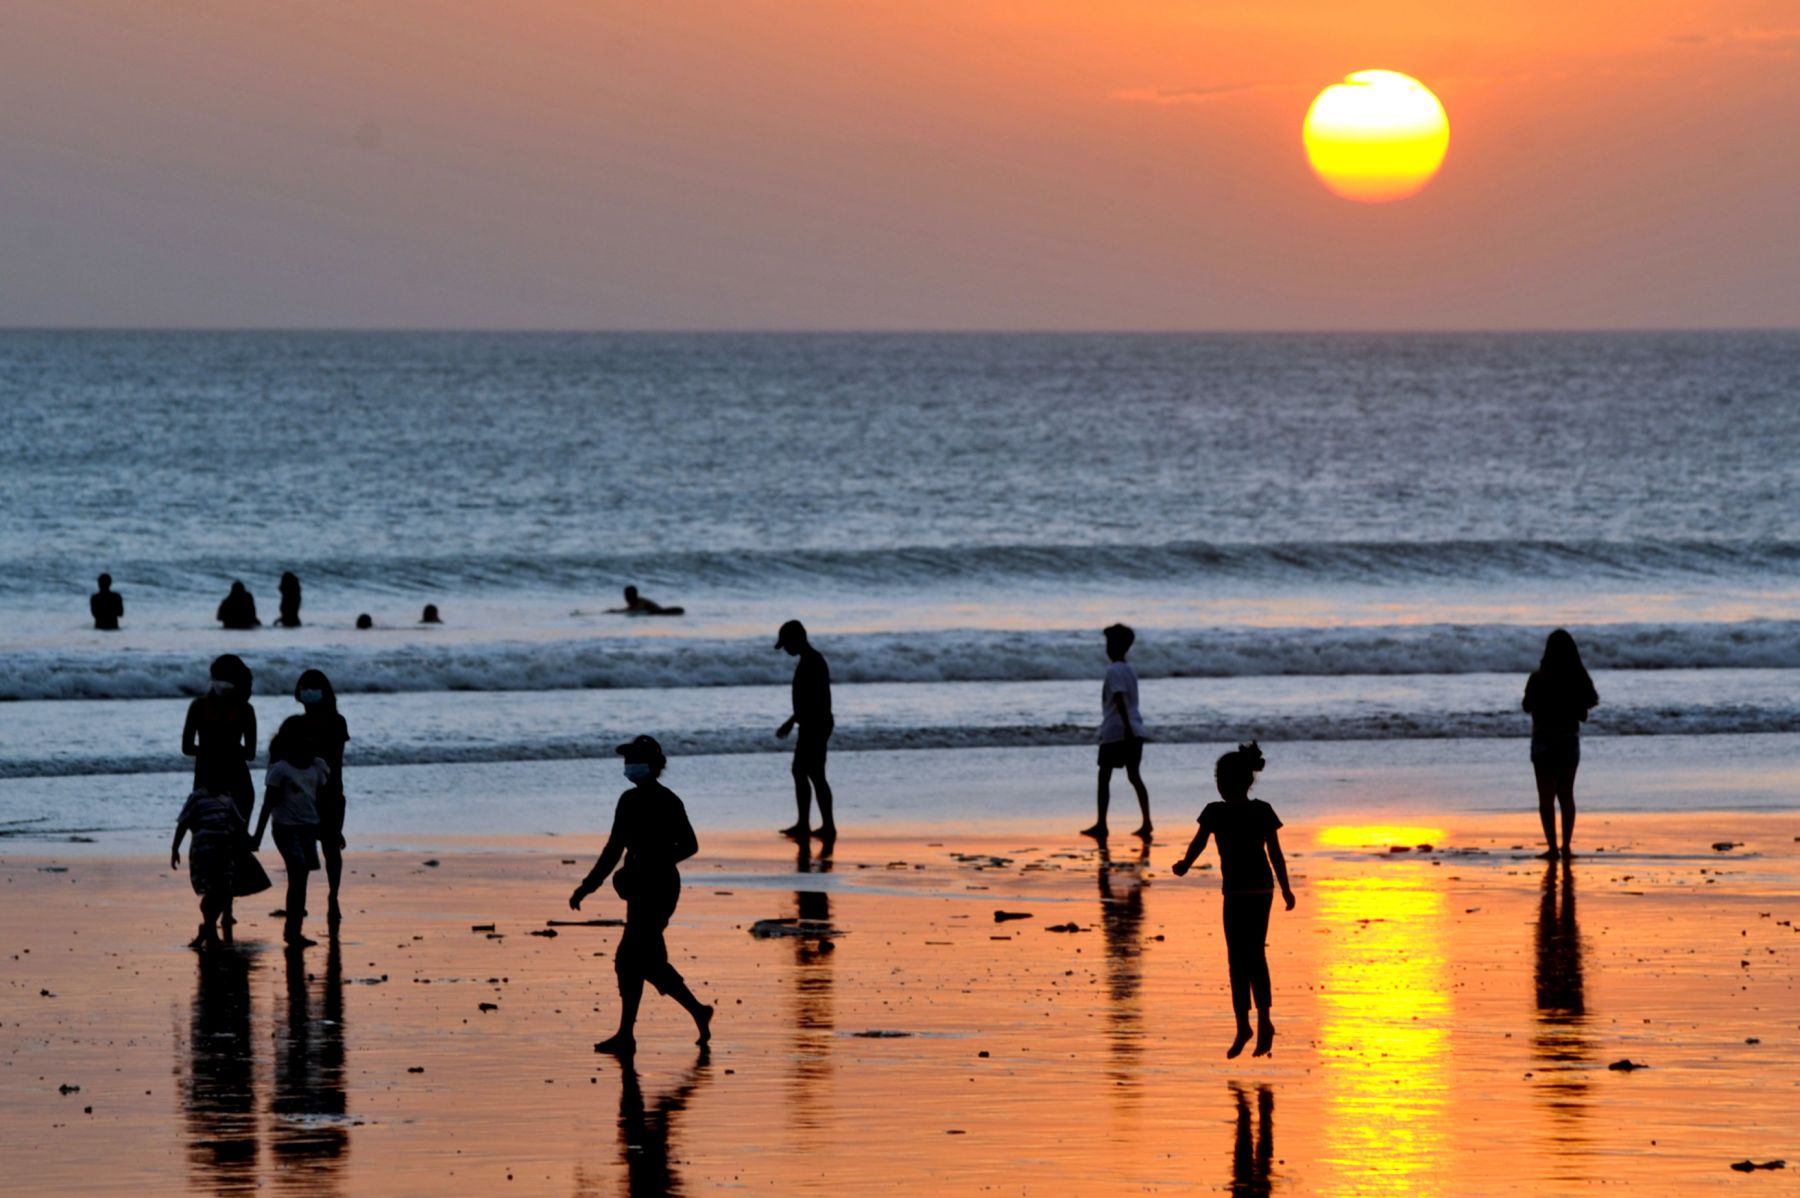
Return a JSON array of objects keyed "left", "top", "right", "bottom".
[{"left": 614, "top": 734, "right": 666, "bottom": 764}]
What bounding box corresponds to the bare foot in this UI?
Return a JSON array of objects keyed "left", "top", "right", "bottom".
[
  {"left": 778, "top": 824, "right": 810, "bottom": 839},
  {"left": 1561, "top": 847, "right": 1577, "bottom": 859},
  {"left": 694, "top": 1004, "right": 714, "bottom": 1046},
  {"left": 1227, "top": 1024, "right": 1254, "bottom": 1059},
  {"left": 813, "top": 825, "right": 837, "bottom": 842},
  {"left": 1079, "top": 824, "right": 1109, "bottom": 840},
  {"left": 594, "top": 1033, "right": 636, "bottom": 1055},
  {"left": 1536, "top": 848, "right": 1560, "bottom": 860},
  {"left": 1253, "top": 1020, "right": 1276, "bottom": 1058},
  {"left": 284, "top": 935, "right": 317, "bottom": 949},
  {"left": 1131, "top": 824, "right": 1153, "bottom": 841}
]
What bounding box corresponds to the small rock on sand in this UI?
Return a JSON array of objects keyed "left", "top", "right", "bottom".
[
  {"left": 478, "top": 1002, "right": 498, "bottom": 1012},
  {"left": 1045, "top": 922, "right": 1086, "bottom": 933},
  {"left": 1608, "top": 1059, "right": 1649, "bottom": 1071},
  {"left": 992, "top": 911, "right": 1032, "bottom": 923},
  {"left": 1728, "top": 1160, "right": 1785, "bottom": 1172},
  {"left": 1712, "top": 842, "right": 1741, "bottom": 852}
]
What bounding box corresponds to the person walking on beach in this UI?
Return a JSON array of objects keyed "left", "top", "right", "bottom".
[
  {"left": 216, "top": 581, "right": 261, "bottom": 629},
  {"left": 774, "top": 620, "right": 835, "bottom": 841},
  {"left": 1082, "top": 623, "right": 1152, "bottom": 841},
  {"left": 171, "top": 760, "right": 249, "bottom": 948},
  {"left": 252, "top": 717, "right": 331, "bottom": 948},
  {"left": 90, "top": 573, "right": 124, "bottom": 630},
  {"left": 293, "top": 669, "right": 350, "bottom": 924},
  {"left": 1523, "top": 629, "right": 1599, "bottom": 860},
  {"left": 1170, "top": 742, "right": 1295, "bottom": 1058},
  {"left": 276, "top": 572, "right": 302, "bottom": 628},
  {"left": 183, "top": 655, "right": 258, "bottom": 818},
  {"left": 569, "top": 735, "right": 715, "bottom": 1055}
]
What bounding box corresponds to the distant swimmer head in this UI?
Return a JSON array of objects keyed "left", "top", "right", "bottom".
[
  {"left": 775, "top": 619, "right": 808, "bottom": 654},
  {"left": 1104, "top": 623, "right": 1135, "bottom": 660},
  {"left": 208, "top": 653, "right": 252, "bottom": 698},
  {"left": 294, "top": 668, "right": 337, "bottom": 711},
  {"left": 356, "top": 613, "right": 373, "bottom": 630},
  {"left": 615, "top": 733, "right": 667, "bottom": 781},
  {"left": 280, "top": 572, "right": 299, "bottom": 591},
  {"left": 420, "top": 604, "right": 441, "bottom": 624},
  {"left": 97, "top": 573, "right": 113, "bottom": 590},
  {"left": 623, "top": 586, "right": 639, "bottom": 602},
  {"left": 1215, "top": 741, "right": 1265, "bottom": 801}
]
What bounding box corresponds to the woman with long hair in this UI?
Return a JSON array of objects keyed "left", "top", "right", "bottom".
[{"left": 1523, "top": 630, "right": 1600, "bottom": 860}]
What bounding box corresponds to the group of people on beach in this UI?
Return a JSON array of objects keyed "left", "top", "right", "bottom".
[
  {"left": 90, "top": 572, "right": 442, "bottom": 632},
  {"left": 161, "top": 599, "right": 1599, "bottom": 1062}
]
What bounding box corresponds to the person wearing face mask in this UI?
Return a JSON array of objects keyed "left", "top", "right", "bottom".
[
  {"left": 293, "top": 669, "right": 351, "bottom": 924},
  {"left": 569, "top": 735, "right": 714, "bottom": 1055},
  {"left": 183, "top": 655, "right": 258, "bottom": 820}
]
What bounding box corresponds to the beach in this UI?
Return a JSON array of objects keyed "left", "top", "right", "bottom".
[{"left": 5, "top": 742, "right": 1797, "bottom": 1195}]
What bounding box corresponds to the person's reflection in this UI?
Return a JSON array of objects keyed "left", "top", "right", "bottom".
[
  {"left": 1098, "top": 840, "right": 1148, "bottom": 1094},
  {"left": 1532, "top": 861, "right": 1592, "bottom": 1141},
  {"left": 789, "top": 834, "right": 835, "bottom": 1137},
  {"left": 184, "top": 945, "right": 260, "bottom": 1195},
  {"left": 270, "top": 937, "right": 349, "bottom": 1192},
  {"left": 1229, "top": 1082, "right": 1276, "bottom": 1197},
  {"left": 613, "top": 1053, "right": 711, "bottom": 1197}
]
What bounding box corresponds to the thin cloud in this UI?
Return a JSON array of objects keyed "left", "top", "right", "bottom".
[{"left": 1111, "top": 82, "right": 1282, "bottom": 106}]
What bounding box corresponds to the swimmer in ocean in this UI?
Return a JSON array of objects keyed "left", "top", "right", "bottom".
[{"left": 610, "top": 586, "right": 685, "bottom": 617}]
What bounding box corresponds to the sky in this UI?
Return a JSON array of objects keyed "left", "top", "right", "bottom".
[{"left": 2, "top": 1, "right": 1797, "bottom": 330}]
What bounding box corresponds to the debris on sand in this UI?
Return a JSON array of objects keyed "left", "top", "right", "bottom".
[
  {"left": 470, "top": 924, "right": 495, "bottom": 933},
  {"left": 422, "top": 859, "right": 440, "bottom": 868},
  {"left": 478, "top": 1002, "right": 498, "bottom": 1012},
  {"left": 407, "top": 1067, "right": 425, "bottom": 1073},
  {"left": 1713, "top": 842, "right": 1742, "bottom": 852},
  {"left": 992, "top": 911, "right": 1032, "bottom": 923},
  {"left": 528, "top": 928, "right": 558, "bottom": 938},
  {"left": 750, "top": 918, "right": 842, "bottom": 939},
  {"left": 1608, "top": 1059, "right": 1649, "bottom": 1071},
  {"left": 1045, "top": 922, "right": 1087, "bottom": 933},
  {"left": 1728, "top": 1160, "right": 1785, "bottom": 1172},
  {"left": 58, "top": 1084, "right": 80, "bottom": 1095},
  {"left": 546, "top": 918, "right": 625, "bottom": 928},
  {"left": 849, "top": 1030, "right": 914, "bottom": 1038}
]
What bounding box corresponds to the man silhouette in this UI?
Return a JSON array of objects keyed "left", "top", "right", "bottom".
[
  {"left": 90, "top": 573, "right": 124, "bottom": 631},
  {"left": 775, "top": 620, "right": 835, "bottom": 841}
]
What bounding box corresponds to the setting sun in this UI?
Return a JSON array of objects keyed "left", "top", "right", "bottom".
[{"left": 1303, "top": 70, "right": 1449, "bottom": 203}]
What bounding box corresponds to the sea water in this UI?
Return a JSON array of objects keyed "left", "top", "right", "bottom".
[{"left": 2, "top": 332, "right": 1797, "bottom": 836}]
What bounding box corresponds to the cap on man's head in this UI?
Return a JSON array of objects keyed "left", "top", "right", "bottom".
[
  {"left": 614, "top": 734, "right": 666, "bottom": 764},
  {"left": 775, "top": 619, "right": 807, "bottom": 650}
]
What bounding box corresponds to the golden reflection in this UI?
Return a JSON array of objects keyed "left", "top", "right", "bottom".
[
  {"left": 1314, "top": 826, "right": 1444, "bottom": 850},
  {"left": 1316, "top": 873, "right": 1450, "bottom": 1195},
  {"left": 1097, "top": 840, "right": 1149, "bottom": 1105},
  {"left": 183, "top": 944, "right": 260, "bottom": 1195},
  {"left": 1532, "top": 862, "right": 1592, "bottom": 1160},
  {"left": 788, "top": 835, "right": 836, "bottom": 1138}
]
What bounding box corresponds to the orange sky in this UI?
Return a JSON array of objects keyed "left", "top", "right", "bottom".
[{"left": 2, "top": 1, "right": 1796, "bottom": 329}]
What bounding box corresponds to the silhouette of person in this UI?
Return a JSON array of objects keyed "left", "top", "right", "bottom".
[
  {"left": 184, "top": 655, "right": 258, "bottom": 818},
  {"left": 354, "top": 613, "right": 372, "bottom": 630},
  {"left": 294, "top": 669, "right": 351, "bottom": 926},
  {"left": 610, "top": 585, "right": 684, "bottom": 616},
  {"left": 215, "top": 580, "right": 260, "bottom": 629},
  {"left": 1082, "top": 623, "right": 1152, "bottom": 841},
  {"left": 1171, "top": 742, "right": 1295, "bottom": 1058},
  {"left": 90, "top": 572, "right": 124, "bottom": 630},
  {"left": 774, "top": 620, "right": 835, "bottom": 841},
  {"left": 172, "top": 759, "right": 249, "bottom": 949},
  {"left": 276, "top": 572, "right": 302, "bottom": 628},
  {"left": 1523, "top": 629, "right": 1600, "bottom": 860},
  {"left": 1229, "top": 1082, "right": 1276, "bottom": 1198},
  {"left": 183, "top": 944, "right": 258, "bottom": 1193},
  {"left": 419, "top": 604, "right": 442, "bottom": 624},
  {"left": 570, "top": 735, "right": 714, "bottom": 1054},
  {"left": 271, "top": 936, "right": 349, "bottom": 1184},
  {"left": 609, "top": 1053, "right": 710, "bottom": 1197},
  {"left": 253, "top": 716, "right": 330, "bottom": 948}
]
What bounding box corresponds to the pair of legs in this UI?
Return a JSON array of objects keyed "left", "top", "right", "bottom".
[
  {"left": 781, "top": 734, "right": 835, "bottom": 840},
  {"left": 1533, "top": 752, "right": 1579, "bottom": 859},
  {"left": 1223, "top": 891, "right": 1275, "bottom": 1058},
  {"left": 1083, "top": 740, "right": 1151, "bottom": 839},
  {"left": 595, "top": 901, "right": 713, "bottom": 1054},
  {"left": 274, "top": 825, "right": 320, "bottom": 947},
  {"left": 319, "top": 802, "right": 346, "bottom": 922},
  {"left": 192, "top": 887, "right": 230, "bottom": 947}
]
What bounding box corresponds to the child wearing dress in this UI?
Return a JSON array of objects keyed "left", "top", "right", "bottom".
[
  {"left": 253, "top": 717, "right": 331, "bottom": 948},
  {"left": 1171, "top": 741, "right": 1295, "bottom": 1058},
  {"left": 171, "top": 762, "right": 247, "bottom": 948}
]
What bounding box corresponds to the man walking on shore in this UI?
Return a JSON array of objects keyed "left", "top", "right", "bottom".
[
  {"left": 1082, "top": 623, "right": 1152, "bottom": 841},
  {"left": 775, "top": 619, "right": 836, "bottom": 841}
]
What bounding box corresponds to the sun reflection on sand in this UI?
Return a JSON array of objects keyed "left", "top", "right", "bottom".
[{"left": 1316, "top": 872, "right": 1450, "bottom": 1195}]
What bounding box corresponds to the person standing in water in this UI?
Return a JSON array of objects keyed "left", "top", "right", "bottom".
[
  {"left": 1171, "top": 742, "right": 1294, "bottom": 1059},
  {"left": 569, "top": 736, "right": 714, "bottom": 1055},
  {"left": 1523, "top": 629, "right": 1600, "bottom": 860},
  {"left": 774, "top": 620, "right": 835, "bottom": 841},
  {"left": 293, "top": 669, "right": 350, "bottom": 924},
  {"left": 90, "top": 573, "right": 124, "bottom": 630},
  {"left": 1082, "top": 623, "right": 1152, "bottom": 841},
  {"left": 276, "top": 572, "right": 302, "bottom": 628},
  {"left": 216, "top": 581, "right": 261, "bottom": 629}
]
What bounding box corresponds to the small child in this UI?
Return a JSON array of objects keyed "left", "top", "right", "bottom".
[
  {"left": 1082, "top": 623, "right": 1152, "bottom": 841},
  {"left": 1171, "top": 741, "right": 1295, "bottom": 1059},
  {"left": 253, "top": 717, "right": 331, "bottom": 948},
  {"left": 171, "top": 762, "right": 246, "bottom": 948}
]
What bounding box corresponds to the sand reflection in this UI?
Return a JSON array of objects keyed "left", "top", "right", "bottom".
[
  {"left": 789, "top": 836, "right": 836, "bottom": 1139},
  {"left": 1316, "top": 872, "right": 1450, "bottom": 1194},
  {"left": 1230, "top": 1082, "right": 1276, "bottom": 1197},
  {"left": 1097, "top": 840, "right": 1148, "bottom": 1102},
  {"left": 183, "top": 945, "right": 261, "bottom": 1196},
  {"left": 270, "top": 938, "right": 349, "bottom": 1194},
  {"left": 1532, "top": 862, "right": 1592, "bottom": 1162}
]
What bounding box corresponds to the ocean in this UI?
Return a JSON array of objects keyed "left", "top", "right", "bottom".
[{"left": 3, "top": 330, "right": 1798, "bottom": 835}]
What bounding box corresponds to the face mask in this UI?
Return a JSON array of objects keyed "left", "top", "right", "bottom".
[
  {"left": 210, "top": 680, "right": 235, "bottom": 697},
  {"left": 298, "top": 688, "right": 324, "bottom": 705},
  {"left": 623, "top": 762, "right": 653, "bottom": 782}
]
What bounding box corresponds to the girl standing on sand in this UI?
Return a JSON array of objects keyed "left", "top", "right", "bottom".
[
  {"left": 253, "top": 716, "right": 331, "bottom": 948},
  {"left": 1523, "top": 629, "right": 1600, "bottom": 860},
  {"left": 1171, "top": 742, "right": 1295, "bottom": 1059},
  {"left": 293, "top": 669, "right": 351, "bottom": 924},
  {"left": 171, "top": 760, "right": 249, "bottom": 947},
  {"left": 569, "top": 735, "right": 714, "bottom": 1055}
]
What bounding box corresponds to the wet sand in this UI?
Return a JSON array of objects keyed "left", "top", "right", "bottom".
[{"left": 4, "top": 811, "right": 1798, "bottom": 1194}]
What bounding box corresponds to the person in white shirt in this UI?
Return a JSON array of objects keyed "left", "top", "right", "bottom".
[
  {"left": 1082, "top": 623, "right": 1152, "bottom": 841},
  {"left": 253, "top": 717, "right": 330, "bottom": 948}
]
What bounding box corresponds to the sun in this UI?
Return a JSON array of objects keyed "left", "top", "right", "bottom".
[{"left": 1303, "top": 70, "right": 1449, "bottom": 203}]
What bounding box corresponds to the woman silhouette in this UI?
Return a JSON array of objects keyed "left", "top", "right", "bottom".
[{"left": 1523, "top": 630, "right": 1600, "bottom": 860}]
